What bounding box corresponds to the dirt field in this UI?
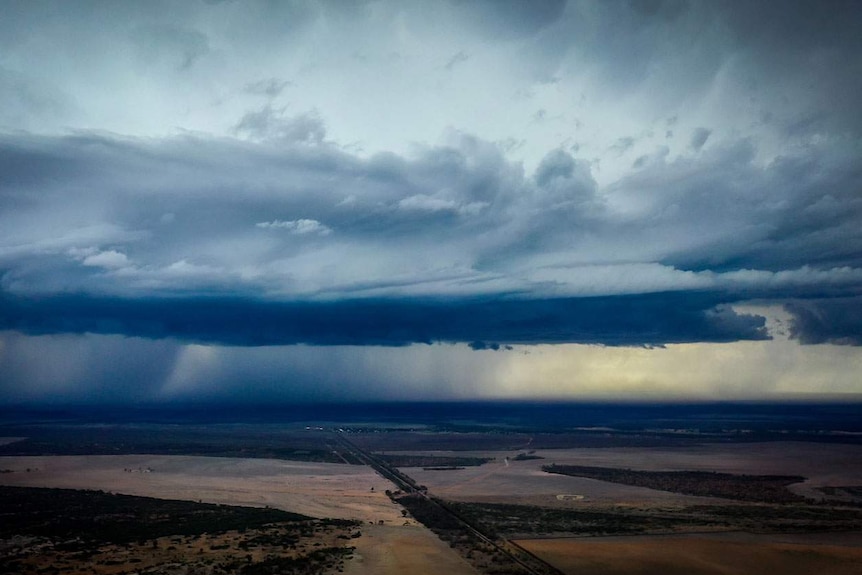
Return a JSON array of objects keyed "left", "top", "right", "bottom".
[
  {"left": 0, "top": 454, "right": 482, "bottom": 575},
  {"left": 0, "top": 454, "right": 404, "bottom": 523},
  {"left": 399, "top": 442, "right": 862, "bottom": 506},
  {"left": 515, "top": 532, "right": 862, "bottom": 575},
  {"left": 344, "top": 524, "right": 479, "bottom": 575},
  {"left": 405, "top": 456, "right": 728, "bottom": 508}
]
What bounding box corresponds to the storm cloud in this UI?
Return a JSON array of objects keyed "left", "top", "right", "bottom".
[
  {"left": 1, "top": 1, "right": 861, "bottom": 403},
  {"left": 1, "top": 123, "right": 861, "bottom": 348},
  {"left": 0, "top": 291, "right": 768, "bottom": 347}
]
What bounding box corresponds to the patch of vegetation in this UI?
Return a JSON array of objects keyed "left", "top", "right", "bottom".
[
  {"left": 448, "top": 501, "right": 683, "bottom": 537},
  {"left": 395, "top": 494, "right": 464, "bottom": 531},
  {"left": 0, "top": 426, "right": 362, "bottom": 464},
  {"left": 441, "top": 500, "right": 862, "bottom": 538},
  {"left": 0, "top": 486, "right": 360, "bottom": 575},
  {"left": 0, "top": 485, "right": 316, "bottom": 545},
  {"left": 684, "top": 503, "right": 862, "bottom": 532},
  {"left": 238, "top": 547, "right": 354, "bottom": 574},
  {"left": 511, "top": 453, "right": 543, "bottom": 461},
  {"left": 377, "top": 454, "right": 492, "bottom": 467},
  {"left": 350, "top": 430, "right": 704, "bottom": 453},
  {"left": 543, "top": 464, "right": 807, "bottom": 503},
  {"left": 818, "top": 485, "right": 862, "bottom": 498}
]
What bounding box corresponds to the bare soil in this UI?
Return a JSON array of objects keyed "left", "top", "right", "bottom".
[
  {"left": 0, "top": 455, "right": 481, "bottom": 575},
  {"left": 0, "top": 454, "right": 404, "bottom": 523},
  {"left": 515, "top": 532, "right": 862, "bottom": 575},
  {"left": 406, "top": 457, "right": 727, "bottom": 508},
  {"left": 399, "top": 442, "right": 862, "bottom": 507},
  {"left": 343, "top": 524, "right": 480, "bottom": 575}
]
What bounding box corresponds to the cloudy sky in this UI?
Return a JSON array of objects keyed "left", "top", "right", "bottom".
[{"left": 1, "top": 0, "right": 861, "bottom": 404}]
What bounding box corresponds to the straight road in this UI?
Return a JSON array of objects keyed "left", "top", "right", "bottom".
[{"left": 332, "top": 431, "right": 565, "bottom": 575}]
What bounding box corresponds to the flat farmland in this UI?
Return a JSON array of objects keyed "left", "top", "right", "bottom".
[
  {"left": 395, "top": 441, "right": 862, "bottom": 506},
  {"left": 514, "top": 532, "right": 862, "bottom": 575},
  {"left": 3, "top": 412, "right": 862, "bottom": 575},
  {"left": 0, "top": 454, "right": 482, "bottom": 575},
  {"left": 407, "top": 457, "right": 723, "bottom": 507},
  {"left": 0, "top": 454, "right": 404, "bottom": 523}
]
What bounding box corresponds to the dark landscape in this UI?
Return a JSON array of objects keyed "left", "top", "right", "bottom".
[{"left": 2, "top": 402, "right": 862, "bottom": 575}]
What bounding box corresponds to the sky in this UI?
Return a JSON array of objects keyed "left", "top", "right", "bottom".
[{"left": 1, "top": 0, "right": 861, "bottom": 404}]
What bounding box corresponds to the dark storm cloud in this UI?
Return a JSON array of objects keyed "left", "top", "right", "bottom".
[
  {"left": 705, "top": 1, "right": 862, "bottom": 135},
  {"left": 1, "top": 1, "right": 861, "bottom": 410},
  {"left": 724, "top": 5, "right": 862, "bottom": 137},
  {"left": 2, "top": 0, "right": 862, "bottom": 349},
  {"left": 720, "top": 0, "right": 862, "bottom": 54},
  {"left": 0, "top": 291, "right": 767, "bottom": 347},
  {"left": 785, "top": 297, "right": 862, "bottom": 346},
  {"left": 617, "top": 139, "right": 862, "bottom": 273},
  {"left": 1, "top": 129, "right": 861, "bottom": 344},
  {"left": 493, "top": 0, "right": 862, "bottom": 136}
]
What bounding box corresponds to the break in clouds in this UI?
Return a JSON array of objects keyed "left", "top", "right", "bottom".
[{"left": 1, "top": 0, "right": 861, "bottom": 402}]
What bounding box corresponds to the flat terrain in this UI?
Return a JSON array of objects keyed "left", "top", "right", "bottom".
[
  {"left": 515, "top": 532, "right": 862, "bottom": 575},
  {"left": 0, "top": 454, "right": 403, "bottom": 523},
  {"left": 408, "top": 458, "right": 723, "bottom": 508},
  {"left": 343, "top": 524, "right": 479, "bottom": 575},
  {"left": 0, "top": 455, "right": 481, "bottom": 575},
  {"left": 399, "top": 442, "right": 862, "bottom": 507},
  {"left": 0, "top": 485, "right": 358, "bottom": 575},
  {"left": 4, "top": 404, "right": 862, "bottom": 575}
]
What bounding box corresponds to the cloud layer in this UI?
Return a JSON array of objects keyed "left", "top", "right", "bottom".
[
  {"left": 0, "top": 291, "right": 768, "bottom": 347},
  {"left": 1, "top": 1, "right": 861, "bottom": 403},
  {"left": 1, "top": 128, "right": 859, "bottom": 345}
]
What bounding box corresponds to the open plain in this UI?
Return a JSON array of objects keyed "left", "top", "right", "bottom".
[
  {"left": 3, "top": 404, "right": 862, "bottom": 574},
  {"left": 395, "top": 441, "right": 862, "bottom": 508},
  {"left": 344, "top": 524, "right": 480, "bottom": 575},
  {"left": 0, "top": 453, "right": 481, "bottom": 575},
  {"left": 514, "top": 532, "right": 862, "bottom": 575},
  {"left": 0, "top": 454, "right": 404, "bottom": 523}
]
